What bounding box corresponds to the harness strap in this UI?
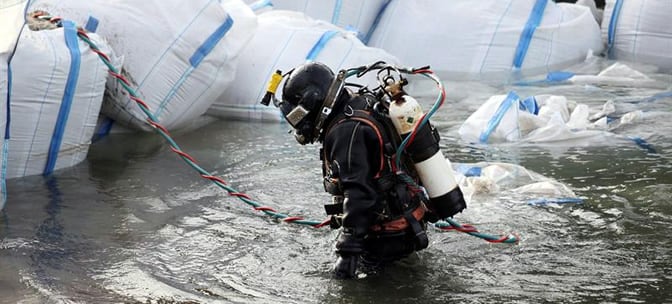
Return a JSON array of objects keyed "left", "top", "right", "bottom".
[
  {"left": 344, "top": 114, "right": 386, "bottom": 177},
  {"left": 405, "top": 209, "right": 429, "bottom": 250},
  {"left": 370, "top": 203, "right": 426, "bottom": 232},
  {"left": 324, "top": 202, "right": 343, "bottom": 215}
]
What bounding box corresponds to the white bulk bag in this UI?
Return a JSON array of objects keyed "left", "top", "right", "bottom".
[
  {"left": 1, "top": 0, "right": 28, "bottom": 207},
  {"left": 602, "top": 0, "right": 672, "bottom": 71},
  {"left": 459, "top": 92, "right": 540, "bottom": 144},
  {"left": 208, "top": 11, "right": 400, "bottom": 122},
  {"left": 247, "top": 0, "right": 390, "bottom": 42},
  {"left": 30, "top": 0, "right": 257, "bottom": 131},
  {"left": 458, "top": 92, "right": 612, "bottom": 144},
  {"left": 368, "top": 0, "right": 603, "bottom": 81},
  {"left": 7, "top": 20, "right": 111, "bottom": 179}
]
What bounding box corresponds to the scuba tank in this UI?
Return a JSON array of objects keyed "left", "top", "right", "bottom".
[{"left": 386, "top": 81, "right": 466, "bottom": 219}]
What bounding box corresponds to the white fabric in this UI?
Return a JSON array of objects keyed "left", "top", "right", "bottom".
[
  {"left": 0, "top": 0, "right": 27, "bottom": 52},
  {"left": 30, "top": 0, "right": 257, "bottom": 131},
  {"left": 453, "top": 162, "right": 578, "bottom": 205},
  {"left": 1, "top": 1, "right": 26, "bottom": 205},
  {"left": 568, "top": 62, "right": 667, "bottom": 89},
  {"left": 0, "top": 55, "right": 8, "bottom": 208},
  {"left": 602, "top": 0, "right": 672, "bottom": 71},
  {"left": 458, "top": 92, "right": 649, "bottom": 145},
  {"left": 208, "top": 11, "right": 399, "bottom": 122},
  {"left": 576, "top": 0, "right": 602, "bottom": 24},
  {"left": 247, "top": 0, "right": 389, "bottom": 40},
  {"left": 368, "top": 0, "right": 603, "bottom": 81},
  {"left": 6, "top": 24, "right": 111, "bottom": 179}
]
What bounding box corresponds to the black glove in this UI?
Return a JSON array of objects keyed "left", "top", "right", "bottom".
[
  {"left": 333, "top": 231, "right": 364, "bottom": 279},
  {"left": 429, "top": 187, "right": 467, "bottom": 219},
  {"left": 335, "top": 231, "right": 365, "bottom": 255},
  {"left": 424, "top": 210, "right": 440, "bottom": 223},
  {"left": 333, "top": 254, "right": 359, "bottom": 279}
]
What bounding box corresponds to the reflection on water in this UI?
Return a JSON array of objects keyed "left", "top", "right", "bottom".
[{"left": 1, "top": 62, "right": 671, "bottom": 303}]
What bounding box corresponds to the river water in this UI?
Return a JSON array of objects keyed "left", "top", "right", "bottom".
[{"left": 1, "top": 59, "right": 671, "bottom": 303}]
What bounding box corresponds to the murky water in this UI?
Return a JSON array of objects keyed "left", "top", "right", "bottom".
[{"left": 1, "top": 60, "right": 671, "bottom": 303}]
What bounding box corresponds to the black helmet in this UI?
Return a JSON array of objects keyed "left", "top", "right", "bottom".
[{"left": 279, "top": 62, "right": 335, "bottom": 144}]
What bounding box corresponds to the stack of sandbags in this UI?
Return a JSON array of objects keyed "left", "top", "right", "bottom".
[
  {"left": 208, "top": 10, "right": 400, "bottom": 122},
  {"left": 602, "top": 0, "right": 672, "bottom": 71},
  {"left": 6, "top": 12, "right": 112, "bottom": 179},
  {"left": 368, "top": 0, "right": 603, "bottom": 81},
  {"left": 30, "top": 0, "right": 258, "bottom": 131}
]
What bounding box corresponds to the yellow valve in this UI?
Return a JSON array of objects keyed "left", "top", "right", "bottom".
[{"left": 260, "top": 70, "right": 283, "bottom": 106}]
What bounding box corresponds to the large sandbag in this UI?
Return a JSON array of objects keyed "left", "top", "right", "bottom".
[
  {"left": 457, "top": 91, "right": 650, "bottom": 146},
  {"left": 602, "top": 0, "right": 672, "bottom": 71},
  {"left": 30, "top": 0, "right": 257, "bottom": 131},
  {"left": 208, "top": 11, "right": 400, "bottom": 122},
  {"left": 246, "top": 0, "right": 390, "bottom": 42},
  {"left": 368, "top": 0, "right": 604, "bottom": 81},
  {"left": 6, "top": 16, "right": 111, "bottom": 179},
  {"left": 0, "top": 0, "right": 27, "bottom": 208}
]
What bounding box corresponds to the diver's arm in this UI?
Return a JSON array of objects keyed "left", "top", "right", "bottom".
[
  {"left": 327, "top": 120, "right": 380, "bottom": 240},
  {"left": 325, "top": 120, "right": 381, "bottom": 278}
]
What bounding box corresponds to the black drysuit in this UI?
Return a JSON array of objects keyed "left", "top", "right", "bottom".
[{"left": 321, "top": 94, "right": 428, "bottom": 268}]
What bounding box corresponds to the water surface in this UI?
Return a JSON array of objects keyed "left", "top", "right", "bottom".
[{"left": 1, "top": 61, "right": 671, "bottom": 303}]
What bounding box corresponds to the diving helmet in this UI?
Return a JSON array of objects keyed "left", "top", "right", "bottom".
[{"left": 279, "top": 62, "right": 336, "bottom": 145}]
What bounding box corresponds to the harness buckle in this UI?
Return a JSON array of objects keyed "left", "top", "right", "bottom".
[{"left": 329, "top": 215, "right": 343, "bottom": 229}]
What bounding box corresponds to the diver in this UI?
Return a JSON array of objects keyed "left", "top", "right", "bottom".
[{"left": 264, "top": 61, "right": 467, "bottom": 279}]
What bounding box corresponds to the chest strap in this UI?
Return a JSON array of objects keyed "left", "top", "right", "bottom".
[{"left": 334, "top": 110, "right": 387, "bottom": 177}]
